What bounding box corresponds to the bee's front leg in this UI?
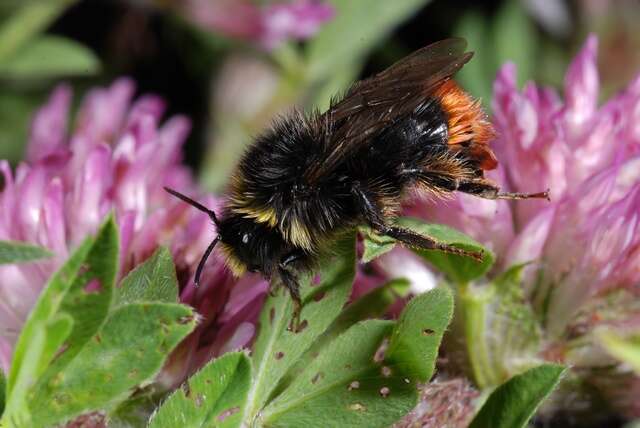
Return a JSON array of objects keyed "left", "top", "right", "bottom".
[
  {"left": 278, "top": 251, "right": 305, "bottom": 332},
  {"left": 268, "top": 282, "right": 280, "bottom": 297}
]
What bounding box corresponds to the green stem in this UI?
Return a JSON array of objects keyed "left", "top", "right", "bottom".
[
  {"left": 459, "top": 282, "right": 500, "bottom": 388},
  {"left": 271, "top": 43, "right": 304, "bottom": 83}
]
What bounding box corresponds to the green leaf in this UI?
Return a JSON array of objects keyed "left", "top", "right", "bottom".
[
  {"left": 29, "top": 302, "right": 197, "bottom": 427},
  {"left": 273, "top": 278, "right": 410, "bottom": 400},
  {"left": 5, "top": 238, "right": 93, "bottom": 397},
  {"left": 319, "top": 278, "right": 410, "bottom": 346},
  {"left": 596, "top": 330, "right": 640, "bottom": 374},
  {"left": 0, "top": 368, "right": 5, "bottom": 417},
  {"left": 0, "top": 91, "right": 46, "bottom": 163},
  {"left": 401, "top": 218, "right": 493, "bottom": 283},
  {"left": 0, "top": 240, "right": 52, "bottom": 264},
  {"left": 262, "top": 287, "right": 455, "bottom": 427},
  {"left": 241, "top": 232, "right": 357, "bottom": 425},
  {"left": 361, "top": 217, "right": 494, "bottom": 282},
  {"left": 114, "top": 247, "right": 178, "bottom": 306},
  {"left": 2, "top": 217, "right": 118, "bottom": 426},
  {"left": 385, "top": 287, "right": 454, "bottom": 382},
  {"left": 35, "top": 313, "right": 73, "bottom": 382},
  {"left": 42, "top": 216, "right": 119, "bottom": 372},
  {"left": 360, "top": 226, "right": 396, "bottom": 263},
  {"left": 0, "top": 0, "right": 77, "bottom": 62},
  {"left": 469, "top": 364, "right": 566, "bottom": 428},
  {"left": 1, "top": 217, "right": 196, "bottom": 427},
  {"left": 262, "top": 320, "right": 415, "bottom": 428},
  {"left": 149, "top": 352, "right": 251, "bottom": 428},
  {"left": 0, "top": 35, "right": 99, "bottom": 79},
  {"left": 305, "top": 0, "right": 432, "bottom": 81}
]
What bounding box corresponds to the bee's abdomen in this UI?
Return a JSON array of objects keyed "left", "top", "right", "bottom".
[
  {"left": 347, "top": 93, "right": 495, "bottom": 205},
  {"left": 351, "top": 97, "right": 450, "bottom": 185}
]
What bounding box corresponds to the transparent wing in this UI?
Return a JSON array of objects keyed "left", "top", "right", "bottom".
[{"left": 306, "top": 38, "right": 472, "bottom": 183}]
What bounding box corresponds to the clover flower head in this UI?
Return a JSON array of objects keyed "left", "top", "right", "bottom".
[{"left": 0, "top": 79, "right": 266, "bottom": 378}]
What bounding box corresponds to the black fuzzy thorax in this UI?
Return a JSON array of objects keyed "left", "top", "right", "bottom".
[{"left": 218, "top": 98, "right": 477, "bottom": 275}]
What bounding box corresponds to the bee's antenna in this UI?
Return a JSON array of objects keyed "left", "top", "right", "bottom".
[
  {"left": 164, "top": 187, "right": 220, "bottom": 226},
  {"left": 164, "top": 187, "right": 222, "bottom": 288},
  {"left": 194, "top": 236, "right": 220, "bottom": 287}
]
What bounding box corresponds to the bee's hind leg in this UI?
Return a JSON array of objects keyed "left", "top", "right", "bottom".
[
  {"left": 457, "top": 178, "right": 549, "bottom": 201},
  {"left": 352, "top": 182, "right": 483, "bottom": 262}
]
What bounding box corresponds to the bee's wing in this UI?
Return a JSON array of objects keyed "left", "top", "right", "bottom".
[{"left": 306, "top": 38, "right": 473, "bottom": 183}]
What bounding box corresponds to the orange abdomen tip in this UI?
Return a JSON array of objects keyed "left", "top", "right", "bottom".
[{"left": 434, "top": 80, "right": 498, "bottom": 170}]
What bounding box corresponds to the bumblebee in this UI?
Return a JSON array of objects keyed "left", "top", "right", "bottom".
[{"left": 166, "top": 38, "right": 547, "bottom": 330}]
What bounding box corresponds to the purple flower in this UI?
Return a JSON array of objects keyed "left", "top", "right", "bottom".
[
  {"left": 410, "top": 35, "right": 640, "bottom": 297},
  {"left": 260, "top": 0, "right": 334, "bottom": 48},
  {"left": 405, "top": 35, "right": 640, "bottom": 418},
  {"left": 0, "top": 79, "right": 265, "bottom": 379},
  {"left": 178, "top": 0, "right": 334, "bottom": 49},
  {"left": 493, "top": 36, "right": 640, "bottom": 320}
]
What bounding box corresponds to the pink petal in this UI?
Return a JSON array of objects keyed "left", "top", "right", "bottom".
[
  {"left": 563, "top": 34, "right": 599, "bottom": 136},
  {"left": 117, "top": 211, "right": 136, "bottom": 276},
  {"left": 27, "top": 84, "right": 72, "bottom": 163},
  {"left": 76, "top": 78, "right": 135, "bottom": 143},
  {"left": 184, "top": 0, "right": 263, "bottom": 40},
  {"left": 219, "top": 322, "right": 255, "bottom": 354},
  {"left": 125, "top": 95, "right": 166, "bottom": 131},
  {"left": 504, "top": 206, "right": 556, "bottom": 288},
  {"left": 375, "top": 248, "right": 437, "bottom": 294},
  {"left": 492, "top": 63, "right": 518, "bottom": 127},
  {"left": 260, "top": 1, "right": 334, "bottom": 48},
  {"left": 41, "top": 178, "right": 67, "bottom": 259},
  {"left": 0, "top": 161, "right": 15, "bottom": 235},
  {"left": 67, "top": 144, "right": 112, "bottom": 246},
  {"left": 157, "top": 116, "right": 191, "bottom": 167},
  {"left": 513, "top": 94, "right": 539, "bottom": 149},
  {"left": 15, "top": 165, "right": 47, "bottom": 244}
]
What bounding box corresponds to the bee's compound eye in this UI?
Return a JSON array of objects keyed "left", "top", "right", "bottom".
[{"left": 242, "top": 233, "right": 250, "bottom": 244}]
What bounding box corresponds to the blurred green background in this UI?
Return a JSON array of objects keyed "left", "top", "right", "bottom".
[{"left": 1, "top": 0, "right": 639, "bottom": 191}]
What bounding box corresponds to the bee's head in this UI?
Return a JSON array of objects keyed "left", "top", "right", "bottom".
[
  {"left": 217, "top": 213, "right": 285, "bottom": 278},
  {"left": 164, "top": 187, "right": 286, "bottom": 284}
]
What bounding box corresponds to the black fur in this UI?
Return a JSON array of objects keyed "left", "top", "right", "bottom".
[{"left": 219, "top": 98, "right": 473, "bottom": 284}]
